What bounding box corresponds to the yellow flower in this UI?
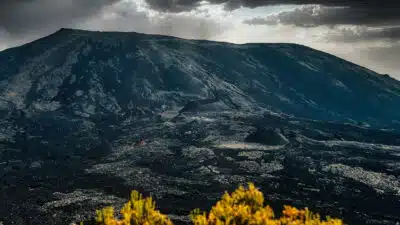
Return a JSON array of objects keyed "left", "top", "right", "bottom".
[{"left": 79, "top": 183, "right": 345, "bottom": 225}]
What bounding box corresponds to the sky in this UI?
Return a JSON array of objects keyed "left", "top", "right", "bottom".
[{"left": 0, "top": 0, "right": 399, "bottom": 79}]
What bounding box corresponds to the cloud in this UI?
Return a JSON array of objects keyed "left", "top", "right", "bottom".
[
  {"left": 0, "top": 0, "right": 120, "bottom": 36},
  {"left": 145, "top": 0, "right": 400, "bottom": 49},
  {"left": 79, "top": 1, "right": 228, "bottom": 40},
  {"left": 243, "top": 17, "right": 278, "bottom": 25},
  {"left": 0, "top": 0, "right": 120, "bottom": 50},
  {"left": 141, "top": 0, "right": 400, "bottom": 13},
  {"left": 2, "top": 0, "right": 398, "bottom": 39},
  {"left": 142, "top": 0, "right": 201, "bottom": 12},
  {"left": 243, "top": 4, "right": 400, "bottom": 27},
  {"left": 324, "top": 26, "right": 400, "bottom": 43},
  {"left": 241, "top": 2, "right": 400, "bottom": 45},
  {"left": 0, "top": 0, "right": 227, "bottom": 50}
]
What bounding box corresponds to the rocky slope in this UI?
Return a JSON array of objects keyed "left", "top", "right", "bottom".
[{"left": 0, "top": 28, "right": 399, "bottom": 225}]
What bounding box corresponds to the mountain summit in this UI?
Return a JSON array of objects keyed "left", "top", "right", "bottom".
[{"left": 1, "top": 28, "right": 399, "bottom": 128}]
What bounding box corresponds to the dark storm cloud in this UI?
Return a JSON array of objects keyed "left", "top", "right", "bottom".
[
  {"left": 237, "top": 1, "right": 400, "bottom": 43},
  {"left": 141, "top": 0, "right": 400, "bottom": 32},
  {"left": 143, "top": 0, "right": 201, "bottom": 12},
  {"left": 142, "top": 0, "right": 400, "bottom": 12},
  {"left": 243, "top": 5, "right": 400, "bottom": 27},
  {"left": 0, "top": 0, "right": 227, "bottom": 50},
  {"left": 0, "top": 0, "right": 118, "bottom": 37},
  {"left": 1, "top": 0, "right": 398, "bottom": 36}
]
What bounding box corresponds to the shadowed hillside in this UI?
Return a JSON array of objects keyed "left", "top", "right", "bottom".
[{"left": 1, "top": 28, "right": 400, "bottom": 128}]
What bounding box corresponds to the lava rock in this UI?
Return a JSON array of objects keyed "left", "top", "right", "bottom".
[{"left": 245, "top": 127, "right": 289, "bottom": 145}]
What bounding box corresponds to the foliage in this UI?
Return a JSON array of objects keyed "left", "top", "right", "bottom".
[
  {"left": 91, "top": 190, "right": 172, "bottom": 225},
  {"left": 78, "top": 183, "right": 344, "bottom": 225},
  {"left": 190, "top": 183, "right": 344, "bottom": 225}
]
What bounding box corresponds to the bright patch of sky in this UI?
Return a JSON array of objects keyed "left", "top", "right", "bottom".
[
  {"left": 183, "top": 3, "right": 300, "bottom": 44},
  {"left": 191, "top": 3, "right": 298, "bottom": 23}
]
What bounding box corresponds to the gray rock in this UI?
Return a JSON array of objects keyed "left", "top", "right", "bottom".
[{"left": 245, "top": 127, "right": 289, "bottom": 146}]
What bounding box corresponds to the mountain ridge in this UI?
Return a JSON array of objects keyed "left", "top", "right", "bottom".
[
  {"left": 1, "top": 27, "right": 394, "bottom": 80},
  {"left": 1, "top": 28, "right": 399, "bottom": 129}
]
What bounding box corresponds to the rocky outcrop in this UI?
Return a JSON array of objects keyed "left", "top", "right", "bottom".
[{"left": 245, "top": 127, "right": 289, "bottom": 145}]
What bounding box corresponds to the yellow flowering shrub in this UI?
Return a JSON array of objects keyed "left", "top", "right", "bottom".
[
  {"left": 79, "top": 183, "right": 345, "bottom": 225},
  {"left": 92, "top": 190, "right": 173, "bottom": 225},
  {"left": 190, "top": 183, "right": 344, "bottom": 225}
]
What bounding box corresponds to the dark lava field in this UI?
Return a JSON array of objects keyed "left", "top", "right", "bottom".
[{"left": 0, "top": 29, "right": 399, "bottom": 225}]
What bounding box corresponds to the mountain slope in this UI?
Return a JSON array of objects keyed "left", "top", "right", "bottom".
[{"left": 0, "top": 28, "right": 399, "bottom": 128}]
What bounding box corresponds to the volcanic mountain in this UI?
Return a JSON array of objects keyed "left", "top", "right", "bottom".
[{"left": 0, "top": 28, "right": 399, "bottom": 225}]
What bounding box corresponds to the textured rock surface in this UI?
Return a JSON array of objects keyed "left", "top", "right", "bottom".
[
  {"left": 0, "top": 29, "right": 400, "bottom": 225},
  {"left": 245, "top": 127, "right": 289, "bottom": 145}
]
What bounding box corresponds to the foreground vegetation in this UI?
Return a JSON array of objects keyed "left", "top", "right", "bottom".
[{"left": 77, "top": 183, "right": 344, "bottom": 225}]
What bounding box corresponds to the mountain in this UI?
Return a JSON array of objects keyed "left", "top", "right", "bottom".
[
  {"left": 1, "top": 28, "right": 400, "bottom": 128},
  {"left": 0, "top": 28, "right": 400, "bottom": 225}
]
